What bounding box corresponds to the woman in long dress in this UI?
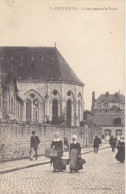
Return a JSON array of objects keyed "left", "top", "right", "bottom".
[
  {"left": 115, "top": 136, "right": 125, "bottom": 163},
  {"left": 51, "top": 132, "right": 66, "bottom": 172},
  {"left": 69, "top": 135, "right": 81, "bottom": 173}
]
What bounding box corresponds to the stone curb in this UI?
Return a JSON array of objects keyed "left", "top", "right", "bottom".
[
  {"left": 81, "top": 146, "right": 110, "bottom": 155},
  {"left": 0, "top": 146, "right": 110, "bottom": 174}
]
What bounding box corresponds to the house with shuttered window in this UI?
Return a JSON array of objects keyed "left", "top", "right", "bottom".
[{"left": 91, "top": 91, "right": 125, "bottom": 141}]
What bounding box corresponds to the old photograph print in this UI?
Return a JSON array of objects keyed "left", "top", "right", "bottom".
[{"left": 0, "top": 0, "right": 125, "bottom": 194}]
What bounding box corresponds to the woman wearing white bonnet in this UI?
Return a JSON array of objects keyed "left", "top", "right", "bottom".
[
  {"left": 50, "top": 132, "right": 66, "bottom": 172},
  {"left": 69, "top": 135, "right": 81, "bottom": 173}
]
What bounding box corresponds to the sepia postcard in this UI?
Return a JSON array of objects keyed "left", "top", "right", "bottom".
[{"left": 0, "top": 0, "right": 125, "bottom": 194}]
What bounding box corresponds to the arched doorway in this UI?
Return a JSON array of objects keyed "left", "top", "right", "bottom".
[
  {"left": 52, "top": 99, "right": 58, "bottom": 124},
  {"left": 26, "top": 99, "right": 32, "bottom": 122},
  {"left": 67, "top": 100, "right": 71, "bottom": 127}
]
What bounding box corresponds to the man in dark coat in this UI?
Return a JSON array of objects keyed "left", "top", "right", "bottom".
[
  {"left": 93, "top": 136, "right": 100, "bottom": 154},
  {"left": 109, "top": 135, "right": 117, "bottom": 152},
  {"left": 30, "top": 131, "right": 40, "bottom": 160}
]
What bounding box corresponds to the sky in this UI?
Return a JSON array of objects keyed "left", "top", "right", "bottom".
[{"left": 0, "top": 0, "right": 125, "bottom": 109}]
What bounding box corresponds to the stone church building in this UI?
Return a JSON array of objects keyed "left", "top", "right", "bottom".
[{"left": 0, "top": 47, "right": 84, "bottom": 127}]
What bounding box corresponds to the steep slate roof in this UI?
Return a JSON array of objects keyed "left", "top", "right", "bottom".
[
  {"left": 94, "top": 113, "right": 125, "bottom": 126},
  {"left": 96, "top": 94, "right": 125, "bottom": 103},
  {"left": 0, "top": 47, "right": 83, "bottom": 86}
]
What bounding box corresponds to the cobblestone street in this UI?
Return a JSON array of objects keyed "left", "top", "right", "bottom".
[{"left": 0, "top": 148, "right": 125, "bottom": 194}]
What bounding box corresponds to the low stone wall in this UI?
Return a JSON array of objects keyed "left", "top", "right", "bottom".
[{"left": 0, "top": 122, "right": 93, "bottom": 162}]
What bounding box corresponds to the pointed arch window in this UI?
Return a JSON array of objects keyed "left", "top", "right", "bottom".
[
  {"left": 78, "top": 100, "right": 81, "bottom": 123},
  {"left": 52, "top": 99, "right": 58, "bottom": 124},
  {"left": 67, "top": 100, "right": 71, "bottom": 127},
  {"left": 26, "top": 99, "right": 32, "bottom": 122}
]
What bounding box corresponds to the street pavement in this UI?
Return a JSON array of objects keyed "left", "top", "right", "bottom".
[
  {"left": 0, "top": 147, "right": 125, "bottom": 194},
  {"left": 0, "top": 144, "right": 110, "bottom": 174}
]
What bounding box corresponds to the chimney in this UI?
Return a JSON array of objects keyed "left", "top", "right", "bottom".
[
  {"left": 91, "top": 91, "right": 95, "bottom": 112},
  {"left": 115, "top": 92, "right": 118, "bottom": 98},
  {"left": 106, "top": 92, "right": 109, "bottom": 97}
]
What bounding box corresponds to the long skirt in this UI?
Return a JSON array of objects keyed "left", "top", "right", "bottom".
[
  {"left": 51, "top": 152, "right": 66, "bottom": 171},
  {"left": 70, "top": 149, "right": 80, "bottom": 171},
  {"left": 115, "top": 150, "right": 125, "bottom": 163}
]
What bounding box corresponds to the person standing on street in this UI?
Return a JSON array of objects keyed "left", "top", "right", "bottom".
[
  {"left": 109, "top": 135, "right": 117, "bottom": 152},
  {"left": 30, "top": 131, "right": 40, "bottom": 160},
  {"left": 69, "top": 135, "right": 81, "bottom": 173},
  {"left": 115, "top": 136, "right": 125, "bottom": 163},
  {"left": 93, "top": 136, "right": 100, "bottom": 154},
  {"left": 51, "top": 132, "right": 66, "bottom": 172}
]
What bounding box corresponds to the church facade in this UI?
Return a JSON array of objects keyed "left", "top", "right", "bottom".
[{"left": 0, "top": 47, "right": 84, "bottom": 127}]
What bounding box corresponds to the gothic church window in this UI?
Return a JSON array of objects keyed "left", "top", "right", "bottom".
[
  {"left": 67, "top": 100, "right": 71, "bottom": 127},
  {"left": 26, "top": 99, "right": 32, "bottom": 122},
  {"left": 9, "top": 96, "right": 10, "bottom": 111},
  {"left": 52, "top": 99, "right": 58, "bottom": 124},
  {"left": 11, "top": 98, "right": 13, "bottom": 113},
  {"left": 78, "top": 100, "right": 81, "bottom": 124},
  {"left": 18, "top": 104, "right": 20, "bottom": 118}
]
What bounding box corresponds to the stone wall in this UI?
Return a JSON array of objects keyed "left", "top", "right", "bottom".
[{"left": 0, "top": 122, "right": 92, "bottom": 162}]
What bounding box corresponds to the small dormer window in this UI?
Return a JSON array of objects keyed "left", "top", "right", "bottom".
[
  {"left": 114, "top": 117, "right": 121, "bottom": 125},
  {"left": 104, "top": 102, "right": 108, "bottom": 108},
  {"left": 115, "top": 92, "right": 118, "bottom": 98}
]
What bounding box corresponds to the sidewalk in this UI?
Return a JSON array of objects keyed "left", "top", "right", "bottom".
[{"left": 0, "top": 143, "right": 110, "bottom": 174}]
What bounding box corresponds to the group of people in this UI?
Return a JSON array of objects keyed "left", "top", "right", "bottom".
[
  {"left": 29, "top": 131, "right": 83, "bottom": 173},
  {"left": 29, "top": 130, "right": 125, "bottom": 172},
  {"left": 109, "top": 135, "right": 125, "bottom": 163},
  {"left": 51, "top": 132, "right": 82, "bottom": 173}
]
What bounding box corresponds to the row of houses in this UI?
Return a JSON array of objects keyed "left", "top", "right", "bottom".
[{"left": 84, "top": 91, "right": 125, "bottom": 142}]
